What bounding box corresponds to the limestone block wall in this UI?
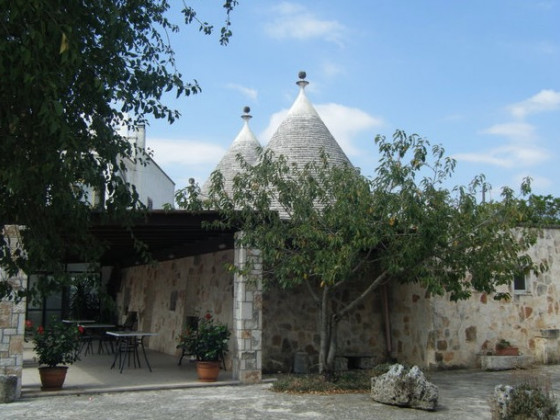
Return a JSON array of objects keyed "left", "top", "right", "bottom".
[
  {"left": 390, "top": 227, "right": 560, "bottom": 369},
  {"left": 116, "top": 250, "right": 234, "bottom": 366},
  {"left": 388, "top": 283, "right": 434, "bottom": 367},
  {"left": 262, "top": 279, "right": 386, "bottom": 373}
]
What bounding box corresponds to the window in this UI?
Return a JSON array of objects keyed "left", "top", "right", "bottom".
[{"left": 513, "top": 273, "right": 529, "bottom": 294}]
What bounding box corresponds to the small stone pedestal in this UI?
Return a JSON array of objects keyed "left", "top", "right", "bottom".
[
  {"left": 0, "top": 375, "right": 18, "bottom": 403},
  {"left": 479, "top": 355, "right": 533, "bottom": 371}
]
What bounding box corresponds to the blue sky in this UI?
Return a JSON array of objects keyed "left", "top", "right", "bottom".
[{"left": 144, "top": 1, "right": 560, "bottom": 200}]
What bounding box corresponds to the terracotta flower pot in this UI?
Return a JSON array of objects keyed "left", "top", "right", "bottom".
[
  {"left": 495, "top": 347, "right": 519, "bottom": 356},
  {"left": 196, "top": 361, "right": 220, "bottom": 382},
  {"left": 39, "top": 366, "right": 68, "bottom": 390}
]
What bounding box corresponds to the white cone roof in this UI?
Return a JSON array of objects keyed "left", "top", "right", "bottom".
[
  {"left": 265, "top": 79, "right": 352, "bottom": 168},
  {"left": 201, "top": 74, "right": 352, "bottom": 200},
  {"left": 201, "top": 110, "right": 261, "bottom": 196}
]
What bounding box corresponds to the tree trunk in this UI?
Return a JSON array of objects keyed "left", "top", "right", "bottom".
[
  {"left": 317, "top": 272, "right": 390, "bottom": 377},
  {"left": 324, "top": 313, "right": 339, "bottom": 379},
  {"left": 318, "top": 286, "right": 330, "bottom": 374}
]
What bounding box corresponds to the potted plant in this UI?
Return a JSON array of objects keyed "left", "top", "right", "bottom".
[
  {"left": 27, "top": 318, "right": 83, "bottom": 389},
  {"left": 495, "top": 339, "right": 519, "bottom": 356},
  {"left": 177, "top": 312, "right": 230, "bottom": 382}
]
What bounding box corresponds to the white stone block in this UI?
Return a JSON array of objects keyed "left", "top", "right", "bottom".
[
  {"left": 241, "top": 303, "right": 253, "bottom": 320},
  {"left": 480, "top": 355, "right": 533, "bottom": 370},
  {"left": 245, "top": 291, "right": 253, "bottom": 302}
]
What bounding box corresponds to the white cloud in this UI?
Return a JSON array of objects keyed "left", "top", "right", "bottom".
[
  {"left": 148, "top": 138, "right": 226, "bottom": 166},
  {"left": 508, "top": 89, "right": 560, "bottom": 119},
  {"left": 455, "top": 144, "right": 548, "bottom": 168},
  {"left": 454, "top": 151, "right": 511, "bottom": 167},
  {"left": 321, "top": 61, "right": 345, "bottom": 79},
  {"left": 466, "top": 118, "right": 548, "bottom": 168},
  {"left": 481, "top": 122, "right": 537, "bottom": 142},
  {"left": 261, "top": 110, "right": 288, "bottom": 144},
  {"left": 226, "top": 83, "right": 258, "bottom": 101},
  {"left": 316, "top": 103, "right": 383, "bottom": 155},
  {"left": 264, "top": 2, "right": 346, "bottom": 46},
  {"left": 260, "top": 103, "right": 383, "bottom": 156},
  {"left": 442, "top": 113, "right": 466, "bottom": 122}
]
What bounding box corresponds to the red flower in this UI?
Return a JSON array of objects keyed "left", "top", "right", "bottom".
[
  {"left": 204, "top": 312, "right": 212, "bottom": 320},
  {"left": 37, "top": 326, "right": 44, "bottom": 334},
  {"left": 25, "top": 319, "right": 33, "bottom": 329},
  {"left": 78, "top": 326, "right": 85, "bottom": 334}
]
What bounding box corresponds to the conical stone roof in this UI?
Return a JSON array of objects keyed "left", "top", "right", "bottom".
[
  {"left": 202, "top": 107, "right": 261, "bottom": 196},
  {"left": 265, "top": 73, "right": 352, "bottom": 169}
]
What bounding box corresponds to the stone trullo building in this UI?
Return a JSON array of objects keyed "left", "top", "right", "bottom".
[{"left": 197, "top": 72, "right": 560, "bottom": 373}]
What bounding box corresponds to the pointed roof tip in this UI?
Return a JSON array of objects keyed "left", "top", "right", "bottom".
[
  {"left": 241, "top": 106, "right": 253, "bottom": 125},
  {"left": 297, "top": 70, "right": 309, "bottom": 89},
  {"left": 241, "top": 106, "right": 252, "bottom": 123},
  {"left": 201, "top": 106, "right": 261, "bottom": 195}
]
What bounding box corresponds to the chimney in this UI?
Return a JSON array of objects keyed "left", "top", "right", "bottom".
[{"left": 135, "top": 123, "right": 146, "bottom": 150}]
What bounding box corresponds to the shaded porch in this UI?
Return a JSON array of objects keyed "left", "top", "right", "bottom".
[{"left": 21, "top": 341, "right": 237, "bottom": 398}]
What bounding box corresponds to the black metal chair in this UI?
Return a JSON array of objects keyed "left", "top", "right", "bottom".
[
  {"left": 118, "top": 311, "right": 138, "bottom": 331},
  {"left": 112, "top": 336, "right": 142, "bottom": 373},
  {"left": 78, "top": 330, "right": 94, "bottom": 356}
]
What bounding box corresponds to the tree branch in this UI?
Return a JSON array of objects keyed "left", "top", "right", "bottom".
[{"left": 338, "top": 270, "right": 391, "bottom": 319}]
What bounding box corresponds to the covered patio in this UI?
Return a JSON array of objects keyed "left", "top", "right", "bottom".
[
  {"left": 1, "top": 211, "right": 262, "bottom": 401},
  {"left": 22, "top": 341, "right": 237, "bottom": 398}
]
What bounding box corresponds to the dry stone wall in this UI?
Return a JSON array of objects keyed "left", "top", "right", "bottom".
[
  {"left": 390, "top": 227, "right": 560, "bottom": 369},
  {"left": 262, "top": 278, "right": 387, "bottom": 373},
  {"left": 116, "top": 250, "right": 234, "bottom": 367}
]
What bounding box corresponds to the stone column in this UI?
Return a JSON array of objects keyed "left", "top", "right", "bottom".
[
  {"left": 0, "top": 226, "right": 27, "bottom": 402},
  {"left": 232, "top": 237, "right": 262, "bottom": 383},
  {"left": 0, "top": 270, "right": 27, "bottom": 402}
]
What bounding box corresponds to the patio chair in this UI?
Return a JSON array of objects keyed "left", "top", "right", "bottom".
[
  {"left": 78, "top": 330, "right": 94, "bottom": 356},
  {"left": 113, "top": 336, "right": 142, "bottom": 373},
  {"left": 118, "top": 311, "right": 137, "bottom": 331},
  {"left": 105, "top": 311, "right": 137, "bottom": 355}
]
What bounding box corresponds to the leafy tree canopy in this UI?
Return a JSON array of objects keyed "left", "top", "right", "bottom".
[
  {"left": 183, "top": 130, "right": 549, "bottom": 373},
  {"left": 0, "top": 0, "right": 237, "bottom": 299}
]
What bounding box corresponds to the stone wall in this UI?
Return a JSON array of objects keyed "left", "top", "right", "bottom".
[
  {"left": 390, "top": 227, "right": 560, "bottom": 369},
  {"left": 112, "top": 227, "right": 560, "bottom": 373},
  {"left": 0, "top": 270, "right": 26, "bottom": 400},
  {"left": 116, "top": 250, "right": 234, "bottom": 367},
  {"left": 262, "top": 277, "right": 387, "bottom": 373}
]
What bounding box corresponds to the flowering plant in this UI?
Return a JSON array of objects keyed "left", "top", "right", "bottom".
[
  {"left": 177, "top": 313, "right": 230, "bottom": 362},
  {"left": 27, "top": 318, "right": 83, "bottom": 367}
]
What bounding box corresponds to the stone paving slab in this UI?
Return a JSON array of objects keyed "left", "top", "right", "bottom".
[{"left": 6, "top": 364, "right": 560, "bottom": 419}]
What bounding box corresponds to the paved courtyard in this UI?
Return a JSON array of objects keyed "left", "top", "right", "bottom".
[{"left": 6, "top": 358, "right": 560, "bottom": 419}]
